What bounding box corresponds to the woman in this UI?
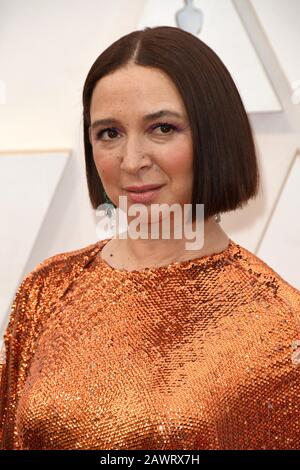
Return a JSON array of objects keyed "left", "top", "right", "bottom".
[{"left": 1, "top": 26, "right": 300, "bottom": 450}]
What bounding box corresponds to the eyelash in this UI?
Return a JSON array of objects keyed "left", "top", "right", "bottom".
[{"left": 95, "top": 122, "right": 178, "bottom": 141}]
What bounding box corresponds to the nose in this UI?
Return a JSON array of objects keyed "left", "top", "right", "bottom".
[{"left": 119, "top": 135, "right": 152, "bottom": 173}]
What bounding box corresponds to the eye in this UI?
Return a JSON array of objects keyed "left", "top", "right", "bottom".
[
  {"left": 95, "top": 122, "right": 177, "bottom": 141},
  {"left": 96, "top": 128, "right": 119, "bottom": 140},
  {"left": 151, "top": 122, "right": 177, "bottom": 135}
]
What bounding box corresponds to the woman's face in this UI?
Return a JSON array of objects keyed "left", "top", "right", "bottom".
[{"left": 89, "top": 64, "right": 194, "bottom": 225}]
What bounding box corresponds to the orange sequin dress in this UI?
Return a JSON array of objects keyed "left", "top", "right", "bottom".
[{"left": 1, "top": 237, "right": 300, "bottom": 450}]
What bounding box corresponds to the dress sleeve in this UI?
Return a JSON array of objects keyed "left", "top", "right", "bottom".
[
  {"left": 0, "top": 271, "right": 43, "bottom": 450},
  {"left": 0, "top": 243, "right": 97, "bottom": 450}
]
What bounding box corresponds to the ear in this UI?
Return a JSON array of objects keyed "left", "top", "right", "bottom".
[{"left": 88, "top": 126, "right": 93, "bottom": 145}]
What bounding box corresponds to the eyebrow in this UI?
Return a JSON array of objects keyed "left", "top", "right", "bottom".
[{"left": 90, "top": 110, "right": 184, "bottom": 130}]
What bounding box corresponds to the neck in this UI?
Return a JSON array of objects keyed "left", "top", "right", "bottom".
[{"left": 116, "top": 216, "right": 229, "bottom": 270}]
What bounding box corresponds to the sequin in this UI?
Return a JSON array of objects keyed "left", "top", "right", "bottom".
[
  {"left": 291, "top": 349, "right": 300, "bottom": 366},
  {"left": 1, "top": 237, "right": 300, "bottom": 450},
  {"left": 291, "top": 339, "right": 300, "bottom": 350}
]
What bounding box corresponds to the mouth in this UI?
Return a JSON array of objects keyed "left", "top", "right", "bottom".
[
  {"left": 124, "top": 184, "right": 163, "bottom": 192},
  {"left": 123, "top": 185, "right": 164, "bottom": 203}
]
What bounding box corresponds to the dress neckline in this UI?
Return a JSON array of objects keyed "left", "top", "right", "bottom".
[{"left": 95, "top": 237, "right": 237, "bottom": 276}]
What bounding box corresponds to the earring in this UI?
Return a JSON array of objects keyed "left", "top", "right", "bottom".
[
  {"left": 214, "top": 213, "right": 221, "bottom": 223},
  {"left": 103, "top": 191, "right": 115, "bottom": 219}
]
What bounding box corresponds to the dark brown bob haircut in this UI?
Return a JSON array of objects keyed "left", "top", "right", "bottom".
[{"left": 82, "top": 26, "right": 260, "bottom": 221}]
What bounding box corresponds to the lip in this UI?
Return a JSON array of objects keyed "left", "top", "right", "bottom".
[
  {"left": 124, "top": 185, "right": 164, "bottom": 203},
  {"left": 124, "top": 184, "right": 163, "bottom": 192}
]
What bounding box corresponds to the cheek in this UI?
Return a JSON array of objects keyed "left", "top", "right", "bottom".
[
  {"left": 162, "top": 143, "right": 193, "bottom": 176},
  {"left": 93, "top": 151, "right": 118, "bottom": 182}
]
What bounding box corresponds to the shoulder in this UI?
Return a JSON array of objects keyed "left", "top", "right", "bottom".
[
  {"left": 29, "top": 239, "right": 103, "bottom": 278},
  {"left": 3, "top": 239, "right": 105, "bottom": 343},
  {"left": 234, "top": 241, "right": 300, "bottom": 295},
  {"left": 231, "top": 240, "right": 300, "bottom": 325},
  {"left": 19, "top": 239, "right": 105, "bottom": 295}
]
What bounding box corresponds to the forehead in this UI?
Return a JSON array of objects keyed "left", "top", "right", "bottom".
[{"left": 90, "top": 65, "right": 186, "bottom": 115}]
